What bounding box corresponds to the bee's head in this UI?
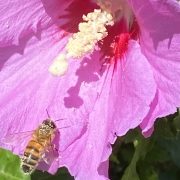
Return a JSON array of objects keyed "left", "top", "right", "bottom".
[
  {"left": 42, "top": 119, "right": 56, "bottom": 129},
  {"left": 38, "top": 119, "right": 57, "bottom": 137}
]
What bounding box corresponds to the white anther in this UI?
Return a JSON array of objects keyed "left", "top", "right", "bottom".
[
  {"left": 48, "top": 54, "right": 68, "bottom": 76},
  {"left": 49, "top": 8, "right": 114, "bottom": 76},
  {"left": 66, "top": 9, "right": 114, "bottom": 58}
]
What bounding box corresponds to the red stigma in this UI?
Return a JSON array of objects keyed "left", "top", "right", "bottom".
[
  {"left": 111, "top": 33, "right": 130, "bottom": 62},
  {"left": 110, "top": 20, "right": 139, "bottom": 63},
  {"left": 99, "top": 19, "right": 139, "bottom": 67}
]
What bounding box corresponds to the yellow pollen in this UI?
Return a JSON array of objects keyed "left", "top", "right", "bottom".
[
  {"left": 49, "top": 9, "right": 114, "bottom": 76},
  {"left": 66, "top": 9, "right": 114, "bottom": 58},
  {"left": 48, "top": 54, "right": 68, "bottom": 76}
]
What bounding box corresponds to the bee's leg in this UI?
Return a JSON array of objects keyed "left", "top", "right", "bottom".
[
  {"left": 49, "top": 136, "right": 58, "bottom": 153},
  {"left": 50, "top": 144, "right": 58, "bottom": 152},
  {"left": 41, "top": 153, "right": 50, "bottom": 164},
  {"left": 47, "top": 144, "right": 59, "bottom": 160}
]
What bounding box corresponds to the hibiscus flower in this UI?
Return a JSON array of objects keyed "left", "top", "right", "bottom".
[{"left": 0, "top": 0, "right": 180, "bottom": 179}]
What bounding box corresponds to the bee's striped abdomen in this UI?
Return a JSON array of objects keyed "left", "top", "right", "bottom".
[
  {"left": 20, "top": 119, "right": 57, "bottom": 174},
  {"left": 21, "top": 140, "right": 44, "bottom": 174}
]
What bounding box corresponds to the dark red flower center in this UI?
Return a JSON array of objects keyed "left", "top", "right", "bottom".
[
  {"left": 111, "top": 20, "right": 139, "bottom": 61},
  {"left": 99, "top": 18, "right": 139, "bottom": 67},
  {"left": 111, "top": 33, "right": 130, "bottom": 62}
]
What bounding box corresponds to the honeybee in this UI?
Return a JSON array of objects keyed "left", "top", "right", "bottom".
[
  {"left": 20, "top": 119, "right": 57, "bottom": 174},
  {"left": 1, "top": 112, "right": 85, "bottom": 174},
  {"left": 1, "top": 118, "right": 59, "bottom": 175}
]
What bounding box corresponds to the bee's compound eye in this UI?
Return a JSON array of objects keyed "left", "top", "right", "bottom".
[
  {"left": 49, "top": 121, "right": 56, "bottom": 129},
  {"left": 21, "top": 165, "right": 32, "bottom": 174},
  {"left": 42, "top": 119, "right": 56, "bottom": 129},
  {"left": 43, "top": 120, "right": 49, "bottom": 125}
]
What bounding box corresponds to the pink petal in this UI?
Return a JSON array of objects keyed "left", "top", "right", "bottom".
[
  {"left": 0, "top": 27, "right": 111, "bottom": 178},
  {"left": 1, "top": 0, "right": 45, "bottom": 45},
  {"left": 1, "top": 0, "right": 173, "bottom": 178},
  {"left": 108, "top": 40, "right": 156, "bottom": 136},
  {"left": 0, "top": 0, "right": 97, "bottom": 47},
  {"left": 0, "top": 24, "right": 100, "bottom": 173},
  {"left": 0, "top": 6, "right": 110, "bottom": 179},
  {"left": 0, "top": 0, "right": 110, "bottom": 178},
  {"left": 56, "top": 41, "right": 156, "bottom": 179},
  {"left": 1, "top": 34, "right": 155, "bottom": 180},
  {"left": 58, "top": 52, "right": 114, "bottom": 179},
  {"left": 128, "top": 0, "right": 180, "bottom": 134}
]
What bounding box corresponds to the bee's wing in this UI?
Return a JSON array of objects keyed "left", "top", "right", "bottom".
[
  {"left": 41, "top": 144, "right": 59, "bottom": 165},
  {"left": 38, "top": 146, "right": 59, "bottom": 172},
  {"left": 1, "top": 131, "right": 34, "bottom": 146}
]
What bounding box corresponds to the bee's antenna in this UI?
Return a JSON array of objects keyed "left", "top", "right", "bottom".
[
  {"left": 46, "top": 109, "right": 66, "bottom": 122},
  {"left": 46, "top": 109, "right": 51, "bottom": 119},
  {"left": 54, "top": 118, "right": 66, "bottom": 122},
  {"left": 58, "top": 125, "right": 71, "bottom": 129}
]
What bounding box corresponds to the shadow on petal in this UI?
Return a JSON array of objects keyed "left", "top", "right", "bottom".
[
  {"left": 42, "top": 0, "right": 98, "bottom": 33},
  {"left": 0, "top": 22, "right": 42, "bottom": 70},
  {"left": 64, "top": 52, "right": 102, "bottom": 108},
  {"left": 130, "top": 0, "right": 180, "bottom": 49}
]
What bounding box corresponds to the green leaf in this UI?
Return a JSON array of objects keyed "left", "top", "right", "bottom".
[
  {"left": 173, "top": 111, "right": 180, "bottom": 131},
  {"left": 121, "top": 136, "right": 150, "bottom": 180},
  {"left": 154, "top": 118, "right": 175, "bottom": 138},
  {"left": 157, "top": 132, "right": 180, "bottom": 168},
  {"left": 124, "top": 129, "right": 139, "bottom": 144},
  {"left": 121, "top": 158, "right": 139, "bottom": 180},
  {"left": 159, "top": 170, "right": 178, "bottom": 180},
  {"left": 144, "top": 143, "right": 170, "bottom": 163},
  {"left": 110, "top": 153, "right": 120, "bottom": 164},
  {"left": 0, "top": 148, "right": 30, "bottom": 180},
  {"left": 138, "top": 163, "right": 158, "bottom": 180}
]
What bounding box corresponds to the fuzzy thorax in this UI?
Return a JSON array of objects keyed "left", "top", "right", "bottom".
[{"left": 49, "top": 9, "right": 114, "bottom": 76}]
